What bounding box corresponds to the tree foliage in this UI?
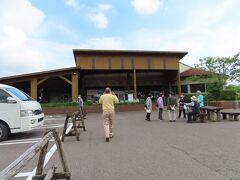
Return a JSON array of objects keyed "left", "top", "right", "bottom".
[{"left": 194, "top": 52, "right": 240, "bottom": 83}]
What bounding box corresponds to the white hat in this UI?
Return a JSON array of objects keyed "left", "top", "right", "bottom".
[{"left": 191, "top": 96, "right": 197, "bottom": 101}]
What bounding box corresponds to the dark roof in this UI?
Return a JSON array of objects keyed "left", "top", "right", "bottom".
[
  {"left": 73, "top": 49, "right": 188, "bottom": 63},
  {"left": 0, "top": 67, "right": 79, "bottom": 81},
  {"left": 180, "top": 68, "right": 209, "bottom": 77}
]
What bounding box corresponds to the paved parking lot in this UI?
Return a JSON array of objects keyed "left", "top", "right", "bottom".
[{"left": 1, "top": 111, "right": 240, "bottom": 180}]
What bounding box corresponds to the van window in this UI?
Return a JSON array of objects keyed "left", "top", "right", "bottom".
[
  {"left": 0, "top": 89, "right": 11, "bottom": 103},
  {"left": 5, "top": 88, "right": 33, "bottom": 101}
]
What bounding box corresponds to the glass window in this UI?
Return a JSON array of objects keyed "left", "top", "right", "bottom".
[
  {"left": 191, "top": 84, "right": 206, "bottom": 93},
  {"left": 5, "top": 88, "right": 33, "bottom": 101},
  {"left": 181, "top": 85, "right": 188, "bottom": 93},
  {"left": 0, "top": 89, "right": 11, "bottom": 103}
]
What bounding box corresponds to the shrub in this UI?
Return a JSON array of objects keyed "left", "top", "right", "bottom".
[
  {"left": 226, "top": 85, "right": 240, "bottom": 93},
  {"left": 85, "top": 101, "right": 93, "bottom": 106},
  {"left": 184, "top": 93, "right": 194, "bottom": 103},
  {"left": 220, "top": 90, "right": 237, "bottom": 100},
  {"left": 207, "top": 80, "right": 224, "bottom": 100},
  {"left": 41, "top": 102, "right": 78, "bottom": 108}
]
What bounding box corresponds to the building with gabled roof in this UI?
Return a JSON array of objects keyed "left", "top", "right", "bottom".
[{"left": 0, "top": 49, "right": 190, "bottom": 102}]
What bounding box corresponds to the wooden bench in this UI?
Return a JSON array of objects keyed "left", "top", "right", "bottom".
[
  {"left": 196, "top": 113, "right": 208, "bottom": 123},
  {"left": 221, "top": 109, "right": 240, "bottom": 121}
]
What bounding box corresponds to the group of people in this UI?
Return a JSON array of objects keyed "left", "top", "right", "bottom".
[
  {"left": 145, "top": 91, "right": 204, "bottom": 123},
  {"left": 77, "top": 88, "right": 204, "bottom": 142}
]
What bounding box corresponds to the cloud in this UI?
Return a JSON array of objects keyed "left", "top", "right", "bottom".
[
  {"left": 77, "top": 37, "right": 123, "bottom": 50},
  {"left": 89, "top": 13, "right": 108, "bottom": 29},
  {"left": 65, "top": 0, "right": 78, "bottom": 9},
  {"left": 124, "top": 23, "right": 240, "bottom": 67},
  {"left": 125, "top": 0, "right": 240, "bottom": 66},
  {"left": 0, "top": 0, "right": 122, "bottom": 77},
  {"left": 131, "top": 0, "right": 162, "bottom": 15},
  {"left": 98, "top": 4, "right": 113, "bottom": 12},
  {"left": 0, "top": 0, "right": 75, "bottom": 77},
  {"left": 0, "top": 0, "right": 45, "bottom": 35},
  {"left": 185, "top": 0, "right": 238, "bottom": 28},
  {"left": 88, "top": 3, "right": 113, "bottom": 29}
]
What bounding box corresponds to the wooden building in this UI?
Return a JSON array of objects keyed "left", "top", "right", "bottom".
[{"left": 0, "top": 49, "right": 187, "bottom": 102}]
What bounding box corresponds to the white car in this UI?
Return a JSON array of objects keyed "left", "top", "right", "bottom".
[{"left": 0, "top": 84, "right": 44, "bottom": 141}]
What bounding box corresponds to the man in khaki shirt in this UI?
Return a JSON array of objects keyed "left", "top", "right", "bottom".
[{"left": 99, "top": 87, "right": 119, "bottom": 142}]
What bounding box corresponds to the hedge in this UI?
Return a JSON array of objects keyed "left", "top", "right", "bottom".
[{"left": 220, "top": 90, "right": 237, "bottom": 100}]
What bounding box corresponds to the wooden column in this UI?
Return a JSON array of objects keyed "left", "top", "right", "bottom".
[
  {"left": 72, "top": 71, "right": 79, "bottom": 102},
  {"left": 31, "top": 79, "right": 38, "bottom": 100},
  {"left": 187, "top": 84, "right": 191, "bottom": 93},
  {"left": 126, "top": 71, "right": 130, "bottom": 92},
  {"left": 133, "top": 69, "right": 137, "bottom": 99},
  {"left": 177, "top": 70, "right": 181, "bottom": 96}
]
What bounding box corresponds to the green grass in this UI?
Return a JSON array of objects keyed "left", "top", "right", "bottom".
[
  {"left": 41, "top": 102, "right": 79, "bottom": 108},
  {"left": 41, "top": 100, "right": 145, "bottom": 108}
]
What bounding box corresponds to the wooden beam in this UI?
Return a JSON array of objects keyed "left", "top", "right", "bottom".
[
  {"left": 58, "top": 75, "right": 72, "bottom": 85},
  {"left": 0, "top": 132, "right": 53, "bottom": 180},
  {"left": 71, "top": 72, "right": 79, "bottom": 102},
  {"left": 37, "top": 78, "right": 49, "bottom": 85},
  {"left": 35, "top": 135, "right": 49, "bottom": 177},
  {"left": 33, "top": 172, "right": 71, "bottom": 180},
  {"left": 31, "top": 78, "right": 38, "bottom": 100},
  {"left": 133, "top": 69, "right": 137, "bottom": 99},
  {"left": 52, "top": 129, "right": 71, "bottom": 178},
  {"left": 177, "top": 70, "right": 181, "bottom": 96},
  {"left": 44, "top": 166, "right": 56, "bottom": 180}
]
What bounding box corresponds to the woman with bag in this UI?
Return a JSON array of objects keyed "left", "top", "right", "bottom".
[
  {"left": 145, "top": 94, "right": 153, "bottom": 121},
  {"left": 178, "top": 94, "right": 186, "bottom": 118}
]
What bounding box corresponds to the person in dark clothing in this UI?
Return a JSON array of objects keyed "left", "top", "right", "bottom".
[
  {"left": 167, "top": 93, "right": 177, "bottom": 122},
  {"left": 156, "top": 93, "right": 164, "bottom": 120},
  {"left": 186, "top": 96, "right": 200, "bottom": 123},
  {"left": 178, "top": 94, "right": 186, "bottom": 118}
]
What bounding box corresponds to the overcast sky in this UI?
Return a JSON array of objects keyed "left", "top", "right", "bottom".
[{"left": 0, "top": 0, "right": 240, "bottom": 77}]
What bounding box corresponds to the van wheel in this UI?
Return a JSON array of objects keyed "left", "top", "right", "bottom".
[{"left": 0, "top": 123, "right": 9, "bottom": 141}]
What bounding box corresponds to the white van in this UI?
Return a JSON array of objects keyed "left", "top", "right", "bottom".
[{"left": 0, "top": 84, "right": 44, "bottom": 141}]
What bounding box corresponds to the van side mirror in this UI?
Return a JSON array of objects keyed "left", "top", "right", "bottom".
[{"left": 7, "top": 97, "right": 17, "bottom": 104}]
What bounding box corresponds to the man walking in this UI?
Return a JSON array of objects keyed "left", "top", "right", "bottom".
[
  {"left": 167, "top": 93, "right": 177, "bottom": 122},
  {"left": 99, "top": 87, "right": 119, "bottom": 142}
]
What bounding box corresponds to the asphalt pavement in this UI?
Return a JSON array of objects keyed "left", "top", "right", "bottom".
[
  {"left": 1, "top": 111, "right": 240, "bottom": 180},
  {"left": 62, "top": 111, "right": 240, "bottom": 180}
]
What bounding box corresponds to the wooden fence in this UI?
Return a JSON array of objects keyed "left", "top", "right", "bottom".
[{"left": 0, "top": 129, "right": 71, "bottom": 180}]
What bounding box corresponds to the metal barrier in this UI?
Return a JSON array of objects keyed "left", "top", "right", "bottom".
[{"left": 0, "top": 129, "right": 71, "bottom": 180}]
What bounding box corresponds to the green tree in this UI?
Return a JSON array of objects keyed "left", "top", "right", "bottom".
[
  {"left": 193, "top": 53, "right": 240, "bottom": 100},
  {"left": 207, "top": 80, "right": 224, "bottom": 100},
  {"left": 194, "top": 52, "right": 240, "bottom": 83}
]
